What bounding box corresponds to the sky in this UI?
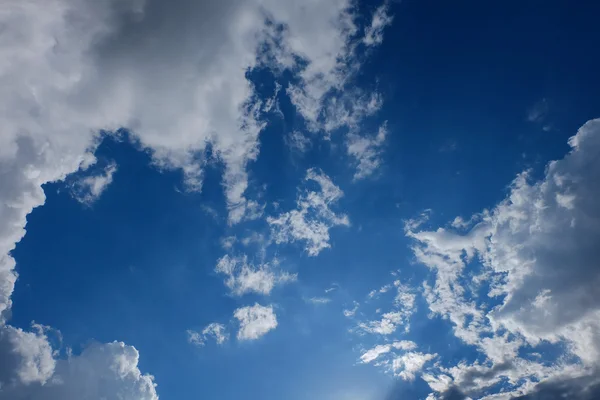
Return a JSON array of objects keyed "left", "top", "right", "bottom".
[{"left": 1, "top": 0, "right": 600, "bottom": 399}]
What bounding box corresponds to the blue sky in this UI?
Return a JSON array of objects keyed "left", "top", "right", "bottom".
[{"left": 1, "top": 0, "right": 600, "bottom": 399}]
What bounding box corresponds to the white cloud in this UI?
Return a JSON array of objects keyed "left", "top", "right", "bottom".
[
  {"left": 393, "top": 352, "right": 437, "bottom": 381},
  {"left": 287, "top": 130, "right": 312, "bottom": 153},
  {"left": 0, "top": 324, "right": 55, "bottom": 387},
  {"left": 405, "top": 119, "right": 600, "bottom": 397},
  {"left": 0, "top": 0, "right": 392, "bottom": 396},
  {"left": 347, "top": 123, "right": 388, "bottom": 180},
  {"left": 234, "top": 303, "right": 278, "bottom": 341},
  {"left": 71, "top": 161, "right": 117, "bottom": 205},
  {"left": 359, "top": 311, "right": 405, "bottom": 335},
  {"left": 215, "top": 254, "right": 296, "bottom": 296},
  {"left": 281, "top": 4, "right": 387, "bottom": 134},
  {"left": 363, "top": 3, "right": 394, "bottom": 46},
  {"left": 0, "top": 0, "right": 389, "bottom": 320},
  {"left": 187, "top": 323, "right": 229, "bottom": 347},
  {"left": 360, "top": 341, "right": 417, "bottom": 364},
  {"left": 0, "top": 334, "right": 158, "bottom": 400},
  {"left": 360, "top": 344, "right": 393, "bottom": 364},
  {"left": 325, "top": 286, "right": 338, "bottom": 293},
  {"left": 305, "top": 297, "right": 331, "bottom": 305},
  {"left": 343, "top": 301, "right": 360, "bottom": 318},
  {"left": 357, "top": 279, "right": 416, "bottom": 336},
  {"left": 268, "top": 168, "right": 350, "bottom": 256}
]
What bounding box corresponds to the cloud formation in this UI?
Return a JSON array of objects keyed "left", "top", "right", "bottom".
[
  {"left": 347, "top": 123, "right": 388, "bottom": 180},
  {"left": 234, "top": 304, "right": 278, "bottom": 341},
  {"left": 0, "top": 336, "right": 157, "bottom": 400},
  {"left": 187, "top": 323, "right": 229, "bottom": 347},
  {"left": 403, "top": 119, "right": 600, "bottom": 398},
  {"left": 1, "top": 0, "right": 392, "bottom": 396},
  {"left": 268, "top": 169, "right": 350, "bottom": 256},
  {"left": 70, "top": 161, "right": 118, "bottom": 205},
  {"left": 215, "top": 254, "right": 296, "bottom": 296}
]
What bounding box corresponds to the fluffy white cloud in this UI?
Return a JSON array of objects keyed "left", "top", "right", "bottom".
[
  {"left": 347, "top": 122, "right": 388, "bottom": 180},
  {"left": 282, "top": 3, "right": 390, "bottom": 133},
  {"left": 0, "top": 324, "right": 55, "bottom": 388},
  {"left": 215, "top": 254, "right": 296, "bottom": 296},
  {"left": 0, "top": 338, "right": 157, "bottom": 400},
  {"left": 268, "top": 168, "right": 350, "bottom": 256},
  {"left": 70, "top": 161, "right": 117, "bottom": 205},
  {"left": 0, "top": 0, "right": 389, "bottom": 316},
  {"left": 405, "top": 119, "right": 600, "bottom": 397},
  {"left": 393, "top": 352, "right": 437, "bottom": 381},
  {"left": 234, "top": 303, "right": 278, "bottom": 341},
  {"left": 187, "top": 323, "right": 229, "bottom": 347},
  {"left": 0, "top": 0, "right": 392, "bottom": 397}
]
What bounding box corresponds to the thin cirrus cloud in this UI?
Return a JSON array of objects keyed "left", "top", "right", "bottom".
[{"left": 0, "top": 0, "right": 392, "bottom": 398}]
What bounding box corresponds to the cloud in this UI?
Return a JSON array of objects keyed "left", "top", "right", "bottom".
[
  {"left": 0, "top": 0, "right": 392, "bottom": 396},
  {"left": 393, "top": 352, "right": 437, "bottom": 381},
  {"left": 70, "top": 161, "right": 117, "bottom": 205},
  {"left": 0, "top": 337, "right": 157, "bottom": 400},
  {"left": 268, "top": 168, "right": 350, "bottom": 256},
  {"left": 363, "top": 3, "right": 394, "bottom": 46},
  {"left": 187, "top": 323, "right": 229, "bottom": 347},
  {"left": 511, "top": 370, "right": 600, "bottom": 400},
  {"left": 0, "top": 0, "right": 389, "bottom": 319},
  {"left": 347, "top": 122, "right": 388, "bottom": 180},
  {"left": 358, "top": 279, "right": 416, "bottom": 335},
  {"left": 343, "top": 301, "right": 360, "bottom": 317},
  {"left": 0, "top": 324, "right": 55, "bottom": 387},
  {"left": 359, "top": 311, "right": 404, "bottom": 335},
  {"left": 282, "top": 3, "right": 389, "bottom": 134},
  {"left": 403, "top": 118, "right": 600, "bottom": 397},
  {"left": 527, "top": 98, "right": 549, "bottom": 123},
  {"left": 234, "top": 303, "right": 278, "bottom": 341},
  {"left": 305, "top": 297, "right": 332, "bottom": 305},
  {"left": 360, "top": 341, "right": 417, "bottom": 364},
  {"left": 286, "top": 130, "right": 313, "bottom": 153},
  {"left": 215, "top": 254, "right": 296, "bottom": 296}
]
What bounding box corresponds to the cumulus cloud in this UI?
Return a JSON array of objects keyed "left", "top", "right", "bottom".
[
  {"left": 0, "top": 324, "right": 55, "bottom": 388},
  {"left": 0, "top": 0, "right": 390, "bottom": 315},
  {"left": 403, "top": 119, "right": 600, "bottom": 397},
  {"left": 0, "top": 0, "right": 393, "bottom": 397},
  {"left": 0, "top": 338, "right": 157, "bottom": 400},
  {"left": 347, "top": 123, "right": 388, "bottom": 180},
  {"left": 187, "top": 323, "right": 229, "bottom": 347},
  {"left": 268, "top": 168, "right": 350, "bottom": 256},
  {"left": 215, "top": 254, "right": 296, "bottom": 296},
  {"left": 234, "top": 303, "right": 278, "bottom": 341},
  {"left": 393, "top": 352, "right": 437, "bottom": 381},
  {"left": 70, "top": 161, "right": 117, "bottom": 205}
]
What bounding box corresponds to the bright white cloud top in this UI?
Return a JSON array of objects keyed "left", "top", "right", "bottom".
[{"left": 1, "top": 0, "right": 598, "bottom": 399}]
